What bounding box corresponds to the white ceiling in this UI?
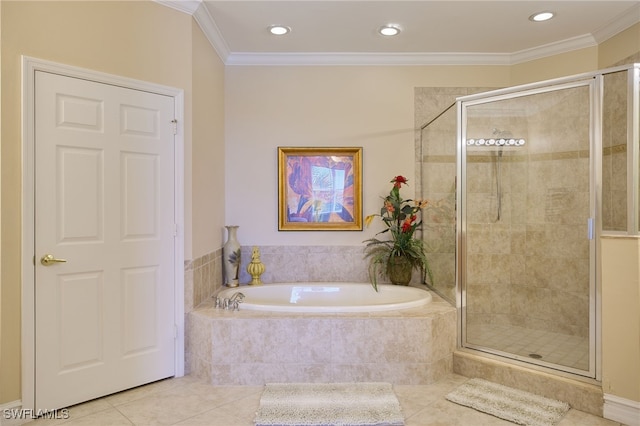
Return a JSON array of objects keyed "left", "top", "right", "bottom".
[{"left": 160, "top": 1, "right": 640, "bottom": 65}]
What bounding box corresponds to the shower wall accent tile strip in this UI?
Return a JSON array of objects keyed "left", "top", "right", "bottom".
[
  {"left": 464, "top": 149, "right": 591, "bottom": 162},
  {"left": 602, "top": 144, "right": 627, "bottom": 155}
]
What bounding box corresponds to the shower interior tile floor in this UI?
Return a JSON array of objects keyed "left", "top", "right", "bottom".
[
  {"left": 14, "top": 373, "right": 620, "bottom": 426},
  {"left": 466, "top": 323, "right": 590, "bottom": 371}
]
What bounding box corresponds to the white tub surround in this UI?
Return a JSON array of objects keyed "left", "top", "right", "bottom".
[
  {"left": 216, "top": 282, "right": 432, "bottom": 313},
  {"left": 186, "top": 292, "right": 455, "bottom": 385}
]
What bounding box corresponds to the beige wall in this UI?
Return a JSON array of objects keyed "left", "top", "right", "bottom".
[
  {"left": 510, "top": 46, "right": 599, "bottom": 85},
  {"left": 224, "top": 65, "right": 511, "bottom": 247},
  {"left": 192, "top": 21, "right": 226, "bottom": 258},
  {"left": 598, "top": 22, "right": 640, "bottom": 69},
  {"left": 601, "top": 237, "right": 640, "bottom": 402},
  {"left": 0, "top": 1, "right": 223, "bottom": 404}
]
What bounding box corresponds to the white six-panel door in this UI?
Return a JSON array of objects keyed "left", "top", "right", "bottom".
[{"left": 34, "top": 70, "right": 176, "bottom": 410}]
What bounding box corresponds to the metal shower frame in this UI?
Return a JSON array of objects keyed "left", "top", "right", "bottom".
[{"left": 454, "top": 63, "right": 639, "bottom": 381}]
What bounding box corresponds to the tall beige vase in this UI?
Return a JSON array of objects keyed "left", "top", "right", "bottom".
[{"left": 223, "top": 225, "right": 241, "bottom": 287}]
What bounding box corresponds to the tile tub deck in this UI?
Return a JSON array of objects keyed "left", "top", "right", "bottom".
[{"left": 186, "top": 291, "right": 457, "bottom": 385}]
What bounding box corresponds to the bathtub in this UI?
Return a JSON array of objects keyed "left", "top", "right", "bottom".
[{"left": 216, "top": 282, "right": 432, "bottom": 312}]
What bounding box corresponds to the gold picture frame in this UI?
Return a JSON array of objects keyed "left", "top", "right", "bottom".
[{"left": 278, "top": 147, "right": 362, "bottom": 231}]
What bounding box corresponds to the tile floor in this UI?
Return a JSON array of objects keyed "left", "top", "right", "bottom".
[
  {"left": 466, "top": 324, "right": 590, "bottom": 371},
  {"left": 11, "top": 373, "right": 621, "bottom": 426}
]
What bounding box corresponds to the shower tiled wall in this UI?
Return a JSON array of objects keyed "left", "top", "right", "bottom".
[
  {"left": 417, "top": 85, "right": 592, "bottom": 342},
  {"left": 602, "top": 70, "right": 629, "bottom": 232},
  {"left": 416, "top": 87, "right": 496, "bottom": 303},
  {"left": 465, "top": 87, "right": 591, "bottom": 339}
]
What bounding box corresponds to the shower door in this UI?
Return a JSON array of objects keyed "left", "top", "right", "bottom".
[{"left": 458, "top": 80, "right": 596, "bottom": 378}]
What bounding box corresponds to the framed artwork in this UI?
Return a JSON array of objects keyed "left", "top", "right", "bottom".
[{"left": 278, "top": 147, "right": 362, "bottom": 231}]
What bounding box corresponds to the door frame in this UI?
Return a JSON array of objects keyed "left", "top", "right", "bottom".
[{"left": 21, "top": 56, "right": 185, "bottom": 410}]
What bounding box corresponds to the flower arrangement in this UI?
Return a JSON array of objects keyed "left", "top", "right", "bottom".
[{"left": 363, "top": 175, "right": 433, "bottom": 291}]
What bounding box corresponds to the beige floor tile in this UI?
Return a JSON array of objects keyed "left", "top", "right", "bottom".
[
  {"left": 115, "top": 390, "right": 218, "bottom": 425},
  {"left": 208, "top": 391, "right": 262, "bottom": 424},
  {"left": 557, "top": 409, "right": 622, "bottom": 426},
  {"left": 179, "top": 383, "right": 262, "bottom": 406},
  {"left": 59, "top": 409, "right": 133, "bottom": 426},
  {"left": 405, "top": 398, "right": 514, "bottom": 426},
  {"left": 104, "top": 377, "right": 195, "bottom": 407},
  {"left": 18, "top": 399, "right": 114, "bottom": 426},
  {"left": 14, "top": 374, "right": 624, "bottom": 426},
  {"left": 395, "top": 375, "right": 469, "bottom": 419},
  {"left": 172, "top": 407, "right": 253, "bottom": 426}
]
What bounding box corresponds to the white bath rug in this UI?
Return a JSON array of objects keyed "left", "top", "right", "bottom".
[
  {"left": 445, "top": 378, "right": 570, "bottom": 426},
  {"left": 254, "top": 382, "right": 404, "bottom": 426}
]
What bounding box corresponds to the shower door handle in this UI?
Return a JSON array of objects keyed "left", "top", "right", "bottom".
[{"left": 587, "top": 218, "right": 594, "bottom": 240}]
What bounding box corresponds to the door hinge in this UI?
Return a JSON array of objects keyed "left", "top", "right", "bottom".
[
  {"left": 174, "top": 325, "right": 178, "bottom": 340},
  {"left": 171, "top": 119, "right": 178, "bottom": 135},
  {"left": 173, "top": 223, "right": 178, "bottom": 237}
]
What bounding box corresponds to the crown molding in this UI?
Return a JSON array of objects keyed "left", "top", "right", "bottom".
[
  {"left": 510, "top": 33, "right": 598, "bottom": 65},
  {"left": 155, "top": 0, "right": 230, "bottom": 61},
  {"left": 192, "top": 1, "right": 230, "bottom": 61},
  {"left": 592, "top": 3, "right": 640, "bottom": 43},
  {"left": 155, "top": 0, "right": 200, "bottom": 15},
  {"left": 225, "top": 52, "right": 512, "bottom": 66}
]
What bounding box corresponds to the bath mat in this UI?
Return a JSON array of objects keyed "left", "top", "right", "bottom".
[
  {"left": 254, "top": 382, "right": 404, "bottom": 426},
  {"left": 445, "top": 378, "right": 570, "bottom": 426}
]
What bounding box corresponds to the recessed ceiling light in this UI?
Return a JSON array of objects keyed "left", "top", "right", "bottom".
[
  {"left": 378, "top": 24, "right": 401, "bottom": 36},
  {"left": 529, "top": 11, "right": 555, "bottom": 22},
  {"left": 269, "top": 25, "right": 291, "bottom": 36}
]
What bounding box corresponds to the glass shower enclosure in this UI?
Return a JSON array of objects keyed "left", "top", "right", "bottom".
[{"left": 420, "top": 64, "right": 639, "bottom": 379}]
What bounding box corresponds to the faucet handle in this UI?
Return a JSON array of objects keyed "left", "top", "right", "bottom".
[{"left": 230, "top": 292, "right": 245, "bottom": 302}]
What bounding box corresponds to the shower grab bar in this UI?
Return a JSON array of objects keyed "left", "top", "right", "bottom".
[{"left": 588, "top": 218, "right": 594, "bottom": 240}]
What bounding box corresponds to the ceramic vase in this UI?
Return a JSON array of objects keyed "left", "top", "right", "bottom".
[
  {"left": 387, "top": 255, "right": 412, "bottom": 285},
  {"left": 223, "top": 225, "right": 241, "bottom": 287}
]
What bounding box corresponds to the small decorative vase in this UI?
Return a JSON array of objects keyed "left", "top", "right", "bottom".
[
  {"left": 246, "top": 246, "right": 266, "bottom": 286},
  {"left": 387, "top": 255, "right": 412, "bottom": 286},
  {"left": 223, "top": 225, "right": 241, "bottom": 287}
]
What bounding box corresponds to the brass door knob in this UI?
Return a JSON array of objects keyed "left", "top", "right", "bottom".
[{"left": 40, "top": 254, "right": 67, "bottom": 266}]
